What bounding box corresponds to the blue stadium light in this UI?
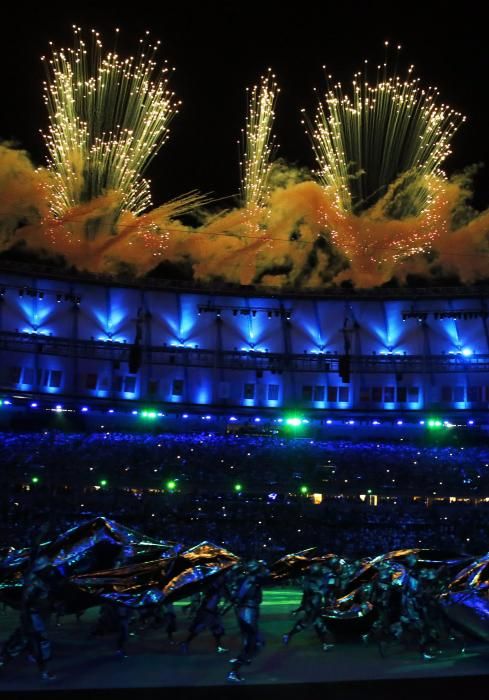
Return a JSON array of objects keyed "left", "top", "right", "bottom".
[
  {"left": 81, "top": 407, "right": 89, "bottom": 412},
  {"left": 276, "top": 418, "right": 283, "bottom": 423},
  {"left": 372, "top": 420, "right": 380, "bottom": 425},
  {"left": 229, "top": 416, "right": 238, "bottom": 422},
  {"left": 108, "top": 409, "right": 114, "bottom": 414},
  {"left": 397, "top": 420, "right": 403, "bottom": 425},
  {"left": 348, "top": 420, "right": 355, "bottom": 425},
  {"left": 461, "top": 348, "right": 473, "bottom": 357},
  {"left": 468, "top": 420, "right": 474, "bottom": 425},
  {"left": 302, "top": 419, "right": 309, "bottom": 424},
  {"left": 254, "top": 417, "right": 261, "bottom": 423},
  {"left": 326, "top": 420, "right": 332, "bottom": 425},
  {"left": 55, "top": 405, "right": 62, "bottom": 412},
  {"left": 182, "top": 414, "right": 189, "bottom": 418},
  {"left": 30, "top": 402, "right": 38, "bottom": 408},
  {"left": 419, "top": 420, "right": 425, "bottom": 425},
  {"left": 157, "top": 412, "right": 164, "bottom": 417},
  {"left": 132, "top": 410, "right": 138, "bottom": 415}
]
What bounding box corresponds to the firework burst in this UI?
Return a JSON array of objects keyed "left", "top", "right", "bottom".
[
  {"left": 240, "top": 69, "right": 279, "bottom": 210},
  {"left": 303, "top": 45, "right": 465, "bottom": 217},
  {"left": 42, "top": 26, "right": 180, "bottom": 218}
]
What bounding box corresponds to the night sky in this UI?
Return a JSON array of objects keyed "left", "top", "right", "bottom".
[{"left": 2, "top": 2, "right": 489, "bottom": 208}]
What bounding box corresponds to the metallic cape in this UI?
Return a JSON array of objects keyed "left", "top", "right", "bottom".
[
  {"left": 0, "top": 517, "right": 181, "bottom": 609},
  {"left": 269, "top": 549, "right": 341, "bottom": 581},
  {"left": 1, "top": 519, "right": 488, "bottom": 641},
  {"left": 72, "top": 541, "right": 240, "bottom": 608},
  {"left": 441, "top": 553, "right": 489, "bottom": 641}
]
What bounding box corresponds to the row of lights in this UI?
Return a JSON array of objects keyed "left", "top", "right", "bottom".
[
  {"left": 198, "top": 305, "right": 292, "bottom": 320},
  {"left": 0, "top": 399, "right": 478, "bottom": 428},
  {"left": 28, "top": 475, "right": 313, "bottom": 496},
  {"left": 402, "top": 310, "right": 489, "bottom": 321},
  {"left": 8, "top": 328, "right": 479, "bottom": 359},
  {"left": 7, "top": 287, "right": 82, "bottom": 304}
]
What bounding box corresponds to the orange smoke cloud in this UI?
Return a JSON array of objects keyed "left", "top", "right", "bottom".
[
  {"left": 0, "top": 144, "right": 51, "bottom": 249},
  {"left": 1, "top": 139, "right": 488, "bottom": 288}
]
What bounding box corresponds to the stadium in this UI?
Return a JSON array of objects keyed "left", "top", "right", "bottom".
[
  {"left": 2, "top": 267, "right": 489, "bottom": 419},
  {"left": 0, "top": 15, "right": 488, "bottom": 700}
]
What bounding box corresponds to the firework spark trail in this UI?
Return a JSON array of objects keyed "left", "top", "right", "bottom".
[
  {"left": 42, "top": 26, "right": 180, "bottom": 218},
  {"left": 240, "top": 69, "right": 279, "bottom": 210},
  {"left": 316, "top": 178, "right": 462, "bottom": 287},
  {"left": 303, "top": 45, "right": 465, "bottom": 218},
  {"left": 2, "top": 36, "right": 489, "bottom": 287}
]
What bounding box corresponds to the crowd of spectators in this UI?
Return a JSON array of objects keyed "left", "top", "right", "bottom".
[
  {"left": 1, "top": 429, "right": 489, "bottom": 495},
  {"left": 0, "top": 430, "right": 488, "bottom": 560}
]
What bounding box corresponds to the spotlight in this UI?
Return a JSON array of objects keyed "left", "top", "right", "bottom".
[{"left": 56, "top": 293, "right": 62, "bottom": 303}]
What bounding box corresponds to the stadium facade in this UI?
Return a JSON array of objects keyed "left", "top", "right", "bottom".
[{"left": 1, "top": 265, "right": 489, "bottom": 417}]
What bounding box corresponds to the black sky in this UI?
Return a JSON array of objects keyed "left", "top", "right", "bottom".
[{"left": 2, "top": 2, "right": 489, "bottom": 208}]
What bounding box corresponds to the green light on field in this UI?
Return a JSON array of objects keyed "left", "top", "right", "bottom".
[
  {"left": 300, "top": 485, "right": 308, "bottom": 494},
  {"left": 427, "top": 419, "right": 442, "bottom": 429},
  {"left": 99, "top": 479, "right": 108, "bottom": 487},
  {"left": 285, "top": 417, "right": 302, "bottom": 427},
  {"left": 141, "top": 410, "right": 157, "bottom": 419},
  {"left": 234, "top": 483, "right": 243, "bottom": 493},
  {"left": 166, "top": 480, "right": 176, "bottom": 491},
  {"left": 31, "top": 476, "right": 39, "bottom": 484}
]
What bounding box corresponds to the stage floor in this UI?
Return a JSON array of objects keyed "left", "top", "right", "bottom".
[{"left": 0, "top": 588, "right": 488, "bottom": 694}]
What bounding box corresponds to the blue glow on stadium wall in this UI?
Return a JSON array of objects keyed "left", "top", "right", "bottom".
[
  {"left": 2, "top": 271, "right": 489, "bottom": 413},
  {"left": 19, "top": 300, "right": 52, "bottom": 329},
  {"left": 93, "top": 307, "right": 127, "bottom": 338}
]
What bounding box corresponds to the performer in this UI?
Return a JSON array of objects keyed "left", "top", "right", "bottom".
[
  {"left": 180, "top": 572, "right": 229, "bottom": 654},
  {"left": 138, "top": 601, "right": 177, "bottom": 642},
  {"left": 282, "top": 563, "right": 335, "bottom": 651},
  {"left": 364, "top": 566, "right": 400, "bottom": 656},
  {"left": 227, "top": 560, "right": 269, "bottom": 683},
  {"left": 396, "top": 555, "right": 435, "bottom": 659},
  {"left": 0, "top": 555, "right": 56, "bottom": 681},
  {"left": 90, "top": 602, "right": 132, "bottom": 658}
]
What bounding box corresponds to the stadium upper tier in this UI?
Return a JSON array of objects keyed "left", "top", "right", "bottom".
[{"left": 1, "top": 266, "right": 489, "bottom": 413}]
